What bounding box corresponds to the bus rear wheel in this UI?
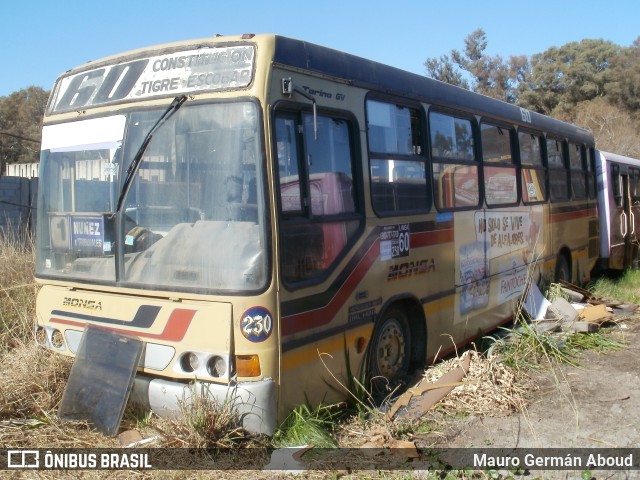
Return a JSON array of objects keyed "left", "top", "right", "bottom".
[
  {"left": 554, "top": 254, "right": 571, "bottom": 283},
  {"left": 368, "top": 307, "right": 411, "bottom": 391}
]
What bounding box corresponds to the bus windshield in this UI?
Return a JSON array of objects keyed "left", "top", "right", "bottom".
[{"left": 36, "top": 101, "right": 268, "bottom": 294}]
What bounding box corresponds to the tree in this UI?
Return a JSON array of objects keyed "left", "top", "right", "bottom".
[
  {"left": 424, "top": 29, "right": 528, "bottom": 103},
  {"left": 573, "top": 98, "right": 640, "bottom": 158},
  {"left": 0, "top": 86, "right": 49, "bottom": 174},
  {"left": 424, "top": 55, "right": 470, "bottom": 90},
  {"left": 607, "top": 37, "right": 640, "bottom": 114},
  {"left": 517, "top": 39, "right": 621, "bottom": 116}
]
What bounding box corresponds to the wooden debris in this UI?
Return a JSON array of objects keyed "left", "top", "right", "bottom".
[
  {"left": 577, "top": 303, "right": 613, "bottom": 324},
  {"left": 386, "top": 354, "right": 471, "bottom": 420},
  {"left": 117, "top": 429, "right": 142, "bottom": 447}
]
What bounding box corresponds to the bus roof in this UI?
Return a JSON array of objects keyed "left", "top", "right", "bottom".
[
  {"left": 272, "top": 35, "right": 593, "bottom": 144},
  {"left": 52, "top": 33, "right": 593, "bottom": 145}
]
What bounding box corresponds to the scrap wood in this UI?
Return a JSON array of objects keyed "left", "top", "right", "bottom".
[
  {"left": 577, "top": 303, "right": 613, "bottom": 324},
  {"left": 386, "top": 353, "right": 471, "bottom": 421},
  {"left": 360, "top": 428, "right": 419, "bottom": 457},
  {"left": 559, "top": 280, "right": 593, "bottom": 300}
]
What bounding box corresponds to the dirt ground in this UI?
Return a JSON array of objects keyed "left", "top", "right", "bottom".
[{"left": 425, "top": 309, "right": 640, "bottom": 479}]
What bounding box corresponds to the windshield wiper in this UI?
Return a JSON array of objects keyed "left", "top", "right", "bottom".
[{"left": 115, "top": 95, "right": 187, "bottom": 212}]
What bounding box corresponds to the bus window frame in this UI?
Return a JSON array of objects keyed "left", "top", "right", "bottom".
[
  {"left": 518, "top": 129, "right": 548, "bottom": 206},
  {"left": 546, "top": 136, "right": 570, "bottom": 202},
  {"left": 365, "top": 95, "right": 431, "bottom": 217},
  {"left": 428, "top": 107, "right": 482, "bottom": 212},
  {"left": 272, "top": 101, "right": 365, "bottom": 290},
  {"left": 587, "top": 147, "right": 597, "bottom": 200},
  {"left": 479, "top": 119, "right": 520, "bottom": 209},
  {"left": 568, "top": 142, "right": 588, "bottom": 201}
]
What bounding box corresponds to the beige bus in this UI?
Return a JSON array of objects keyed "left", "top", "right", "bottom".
[{"left": 34, "top": 34, "right": 598, "bottom": 435}]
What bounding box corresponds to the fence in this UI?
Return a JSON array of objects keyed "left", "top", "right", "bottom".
[{"left": 0, "top": 176, "right": 38, "bottom": 239}]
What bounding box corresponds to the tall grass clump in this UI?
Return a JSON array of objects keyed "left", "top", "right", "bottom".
[
  {"left": 589, "top": 268, "right": 640, "bottom": 305},
  {"left": 0, "top": 225, "right": 37, "bottom": 352},
  {"left": 156, "top": 384, "right": 251, "bottom": 449}
]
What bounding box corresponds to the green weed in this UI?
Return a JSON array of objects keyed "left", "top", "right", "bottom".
[
  {"left": 589, "top": 269, "right": 640, "bottom": 304},
  {"left": 273, "top": 403, "right": 338, "bottom": 448}
]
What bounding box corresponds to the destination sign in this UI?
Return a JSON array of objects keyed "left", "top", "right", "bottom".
[
  {"left": 50, "top": 45, "right": 255, "bottom": 113},
  {"left": 70, "top": 216, "right": 104, "bottom": 254}
]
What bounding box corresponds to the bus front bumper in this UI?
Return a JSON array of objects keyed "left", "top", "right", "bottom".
[{"left": 130, "top": 375, "right": 277, "bottom": 436}]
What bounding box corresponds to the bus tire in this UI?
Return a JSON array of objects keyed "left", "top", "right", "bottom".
[
  {"left": 554, "top": 253, "right": 571, "bottom": 283},
  {"left": 368, "top": 306, "right": 411, "bottom": 390}
]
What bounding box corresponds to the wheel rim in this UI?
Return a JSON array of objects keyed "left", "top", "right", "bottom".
[{"left": 374, "top": 318, "right": 407, "bottom": 379}]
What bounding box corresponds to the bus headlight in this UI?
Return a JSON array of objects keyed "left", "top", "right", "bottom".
[
  {"left": 35, "top": 326, "right": 48, "bottom": 346},
  {"left": 207, "top": 356, "right": 227, "bottom": 377},
  {"left": 51, "top": 329, "right": 65, "bottom": 349},
  {"left": 180, "top": 352, "right": 200, "bottom": 372}
]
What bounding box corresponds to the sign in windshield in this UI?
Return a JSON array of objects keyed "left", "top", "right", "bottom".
[{"left": 50, "top": 45, "right": 255, "bottom": 113}]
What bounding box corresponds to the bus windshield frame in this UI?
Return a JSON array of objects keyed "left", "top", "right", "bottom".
[{"left": 35, "top": 100, "right": 269, "bottom": 295}]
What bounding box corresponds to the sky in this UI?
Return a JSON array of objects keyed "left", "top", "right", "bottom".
[{"left": 2, "top": 0, "right": 639, "bottom": 97}]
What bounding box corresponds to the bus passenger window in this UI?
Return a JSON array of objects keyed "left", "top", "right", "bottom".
[
  {"left": 430, "top": 111, "right": 479, "bottom": 210},
  {"left": 519, "top": 131, "right": 546, "bottom": 204},
  {"left": 481, "top": 123, "right": 517, "bottom": 206},
  {"left": 366, "top": 99, "right": 428, "bottom": 215},
  {"left": 569, "top": 143, "right": 587, "bottom": 200},
  {"left": 547, "top": 138, "right": 569, "bottom": 201}
]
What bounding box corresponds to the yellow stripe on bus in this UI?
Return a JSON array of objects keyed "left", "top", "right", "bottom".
[{"left": 282, "top": 324, "right": 373, "bottom": 371}]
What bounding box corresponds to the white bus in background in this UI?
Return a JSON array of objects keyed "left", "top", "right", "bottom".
[{"left": 597, "top": 151, "right": 640, "bottom": 271}]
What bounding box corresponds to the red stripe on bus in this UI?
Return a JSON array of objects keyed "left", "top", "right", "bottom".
[
  {"left": 50, "top": 308, "right": 196, "bottom": 342},
  {"left": 550, "top": 208, "right": 595, "bottom": 222},
  {"left": 281, "top": 227, "right": 452, "bottom": 336}
]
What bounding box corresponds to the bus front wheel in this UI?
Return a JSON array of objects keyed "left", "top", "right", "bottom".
[{"left": 368, "top": 307, "right": 411, "bottom": 390}]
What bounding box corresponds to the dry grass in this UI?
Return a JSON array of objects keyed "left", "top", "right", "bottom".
[
  {"left": 0, "top": 227, "right": 37, "bottom": 352},
  {"left": 421, "top": 350, "right": 537, "bottom": 416},
  {"left": 154, "top": 387, "right": 255, "bottom": 450}
]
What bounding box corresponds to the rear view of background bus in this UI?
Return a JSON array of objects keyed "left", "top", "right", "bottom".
[{"left": 597, "top": 151, "right": 640, "bottom": 271}]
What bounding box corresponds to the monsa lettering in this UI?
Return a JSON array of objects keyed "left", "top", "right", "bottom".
[
  {"left": 62, "top": 297, "right": 103, "bottom": 310},
  {"left": 387, "top": 258, "right": 435, "bottom": 281}
]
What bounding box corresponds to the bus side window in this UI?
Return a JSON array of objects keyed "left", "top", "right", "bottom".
[
  {"left": 275, "top": 111, "right": 361, "bottom": 284},
  {"left": 430, "top": 111, "right": 479, "bottom": 210},
  {"left": 481, "top": 123, "right": 517, "bottom": 207},
  {"left": 367, "top": 99, "right": 428, "bottom": 215},
  {"left": 519, "top": 131, "right": 546, "bottom": 204},
  {"left": 547, "top": 138, "right": 569, "bottom": 201},
  {"left": 612, "top": 164, "right": 622, "bottom": 207},
  {"left": 569, "top": 143, "right": 587, "bottom": 200}
]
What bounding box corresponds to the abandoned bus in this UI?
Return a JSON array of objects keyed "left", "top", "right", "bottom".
[
  {"left": 596, "top": 151, "right": 640, "bottom": 271},
  {"left": 34, "top": 34, "right": 598, "bottom": 435}
]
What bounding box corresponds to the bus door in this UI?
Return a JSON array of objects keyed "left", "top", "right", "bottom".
[
  {"left": 629, "top": 168, "right": 640, "bottom": 268},
  {"left": 610, "top": 167, "right": 635, "bottom": 269}
]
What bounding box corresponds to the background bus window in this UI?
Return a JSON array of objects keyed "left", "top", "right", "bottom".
[
  {"left": 430, "top": 111, "right": 479, "bottom": 210},
  {"left": 547, "top": 138, "right": 570, "bottom": 200},
  {"left": 519, "top": 131, "right": 546, "bottom": 204},
  {"left": 276, "top": 111, "right": 361, "bottom": 284},
  {"left": 569, "top": 143, "right": 587, "bottom": 200},
  {"left": 366, "top": 99, "right": 428, "bottom": 214},
  {"left": 631, "top": 168, "right": 640, "bottom": 205},
  {"left": 481, "top": 123, "right": 517, "bottom": 206},
  {"left": 612, "top": 164, "right": 622, "bottom": 207}
]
